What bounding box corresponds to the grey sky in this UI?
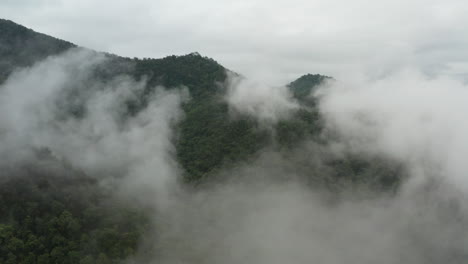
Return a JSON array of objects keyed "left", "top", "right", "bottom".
[{"left": 1, "top": 0, "right": 468, "bottom": 83}]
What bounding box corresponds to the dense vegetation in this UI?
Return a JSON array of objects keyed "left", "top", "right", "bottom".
[
  {"left": 0, "top": 19, "right": 404, "bottom": 263},
  {"left": 0, "top": 154, "right": 149, "bottom": 264},
  {"left": 288, "top": 73, "right": 332, "bottom": 102}
]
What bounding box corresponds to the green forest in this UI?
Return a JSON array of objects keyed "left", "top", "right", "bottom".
[{"left": 0, "top": 19, "right": 404, "bottom": 264}]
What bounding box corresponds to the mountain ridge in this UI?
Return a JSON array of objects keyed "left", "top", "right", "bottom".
[
  {"left": 0, "top": 18, "right": 325, "bottom": 90},
  {"left": 0, "top": 19, "right": 402, "bottom": 264}
]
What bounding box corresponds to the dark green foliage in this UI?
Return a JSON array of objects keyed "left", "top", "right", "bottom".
[
  {"left": 0, "top": 160, "right": 149, "bottom": 264},
  {"left": 275, "top": 108, "right": 323, "bottom": 147},
  {"left": 324, "top": 156, "right": 405, "bottom": 193},
  {"left": 177, "top": 99, "right": 270, "bottom": 181},
  {"left": 132, "top": 52, "right": 226, "bottom": 99},
  {"left": 288, "top": 73, "right": 332, "bottom": 101},
  {"left": 124, "top": 52, "right": 270, "bottom": 182}
]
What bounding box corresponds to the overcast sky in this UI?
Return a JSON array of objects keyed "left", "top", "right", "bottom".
[{"left": 1, "top": 0, "right": 468, "bottom": 83}]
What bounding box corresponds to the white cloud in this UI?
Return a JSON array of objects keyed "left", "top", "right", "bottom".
[
  {"left": 318, "top": 68, "right": 468, "bottom": 190},
  {"left": 225, "top": 73, "right": 299, "bottom": 123},
  {"left": 0, "top": 48, "right": 187, "bottom": 206}
]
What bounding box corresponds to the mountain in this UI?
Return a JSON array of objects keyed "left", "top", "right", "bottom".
[
  {"left": 288, "top": 73, "right": 332, "bottom": 104},
  {"left": 0, "top": 19, "right": 75, "bottom": 83},
  {"left": 0, "top": 19, "right": 402, "bottom": 264}
]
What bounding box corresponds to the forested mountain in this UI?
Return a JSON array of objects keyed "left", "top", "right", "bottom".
[
  {"left": 0, "top": 19, "right": 403, "bottom": 264},
  {"left": 0, "top": 19, "right": 75, "bottom": 83}
]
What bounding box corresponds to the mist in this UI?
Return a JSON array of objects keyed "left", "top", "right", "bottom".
[
  {"left": 2, "top": 49, "right": 468, "bottom": 264},
  {"left": 0, "top": 49, "right": 187, "bottom": 207},
  {"left": 148, "top": 68, "right": 468, "bottom": 263},
  {"left": 318, "top": 69, "right": 468, "bottom": 190},
  {"left": 225, "top": 72, "right": 299, "bottom": 124},
  {"left": 152, "top": 67, "right": 468, "bottom": 263}
]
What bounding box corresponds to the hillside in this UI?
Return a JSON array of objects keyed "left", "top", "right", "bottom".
[
  {"left": 0, "top": 19, "right": 75, "bottom": 83},
  {"left": 0, "top": 19, "right": 404, "bottom": 264}
]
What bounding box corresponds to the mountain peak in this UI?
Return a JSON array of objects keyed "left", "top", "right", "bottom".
[{"left": 288, "top": 73, "right": 332, "bottom": 100}]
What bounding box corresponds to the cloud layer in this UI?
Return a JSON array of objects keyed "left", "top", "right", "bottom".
[
  {"left": 319, "top": 69, "right": 468, "bottom": 190},
  {"left": 0, "top": 49, "right": 187, "bottom": 206},
  {"left": 1, "top": 24, "right": 468, "bottom": 263}
]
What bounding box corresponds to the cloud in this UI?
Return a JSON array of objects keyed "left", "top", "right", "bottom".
[
  {"left": 141, "top": 66, "right": 468, "bottom": 263},
  {"left": 2, "top": 30, "right": 468, "bottom": 264},
  {"left": 318, "top": 68, "right": 468, "bottom": 190},
  {"left": 136, "top": 160, "right": 468, "bottom": 264},
  {"left": 0, "top": 48, "right": 187, "bottom": 206},
  {"left": 225, "top": 72, "right": 299, "bottom": 123}
]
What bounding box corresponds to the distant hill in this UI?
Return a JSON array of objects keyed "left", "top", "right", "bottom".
[{"left": 288, "top": 73, "right": 332, "bottom": 101}]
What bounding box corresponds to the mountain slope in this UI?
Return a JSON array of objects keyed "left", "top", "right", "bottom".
[
  {"left": 0, "top": 19, "right": 404, "bottom": 264},
  {"left": 0, "top": 19, "right": 401, "bottom": 191},
  {"left": 0, "top": 19, "right": 75, "bottom": 83}
]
